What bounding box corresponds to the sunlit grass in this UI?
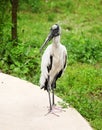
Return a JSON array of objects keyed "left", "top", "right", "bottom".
[
  {"left": 0, "top": 1, "right": 102, "bottom": 129},
  {"left": 56, "top": 63, "right": 102, "bottom": 130}
]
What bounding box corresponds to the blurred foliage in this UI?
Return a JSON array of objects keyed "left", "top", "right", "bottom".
[
  {"left": 0, "top": 0, "right": 102, "bottom": 130},
  {"left": 0, "top": 0, "right": 11, "bottom": 43},
  {"left": 19, "top": 0, "right": 43, "bottom": 13}
]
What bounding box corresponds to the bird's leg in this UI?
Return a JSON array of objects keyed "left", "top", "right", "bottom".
[
  {"left": 47, "top": 89, "right": 52, "bottom": 111},
  {"left": 45, "top": 83, "right": 59, "bottom": 116},
  {"left": 46, "top": 79, "right": 62, "bottom": 116},
  {"left": 46, "top": 89, "right": 59, "bottom": 117},
  {"left": 52, "top": 83, "right": 65, "bottom": 113},
  {"left": 52, "top": 86, "right": 55, "bottom": 106},
  {"left": 47, "top": 76, "right": 52, "bottom": 111}
]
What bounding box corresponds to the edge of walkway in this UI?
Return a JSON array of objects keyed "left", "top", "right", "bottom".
[{"left": 0, "top": 72, "right": 93, "bottom": 130}]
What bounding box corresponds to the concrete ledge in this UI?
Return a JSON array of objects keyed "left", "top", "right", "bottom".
[{"left": 0, "top": 72, "right": 93, "bottom": 130}]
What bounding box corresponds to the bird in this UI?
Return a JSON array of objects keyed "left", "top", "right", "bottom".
[{"left": 40, "top": 24, "right": 67, "bottom": 114}]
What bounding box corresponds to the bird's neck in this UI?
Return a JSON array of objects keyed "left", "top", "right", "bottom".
[{"left": 52, "top": 35, "right": 60, "bottom": 47}]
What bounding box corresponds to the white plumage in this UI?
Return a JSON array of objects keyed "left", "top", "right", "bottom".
[
  {"left": 40, "top": 36, "right": 67, "bottom": 89},
  {"left": 40, "top": 24, "right": 67, "bottom": 112}
]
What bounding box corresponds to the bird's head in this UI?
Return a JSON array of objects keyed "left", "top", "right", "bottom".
[{"left": 40, "top": 24, "right": 61, "bottom": 52}]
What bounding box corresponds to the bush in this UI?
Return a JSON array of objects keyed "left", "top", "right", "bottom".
[
  {"left": 64, "top": 34, "right": 102, "bottom": 64},
  {"left": 0, "top": 41, "right": 40, "bottom": 84}
]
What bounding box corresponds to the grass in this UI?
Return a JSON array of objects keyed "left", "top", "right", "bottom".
[
  {"left": 0, "top": 0, "right": 102, "bottom": 129},
  {"left": 56, "top": 63, "right": 102, "bottom": 130}
]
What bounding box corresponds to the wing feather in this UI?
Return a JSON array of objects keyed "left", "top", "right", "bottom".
[
  {"left": 40, "top": 45, "right": 52, "bottom": 90},
  {"left": 51, "top": 45, "right": 67, "bottom": 88}
]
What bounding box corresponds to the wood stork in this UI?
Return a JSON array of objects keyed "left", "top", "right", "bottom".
[{"left": 40, "top": 24, "right": 67, "bottom": 113}]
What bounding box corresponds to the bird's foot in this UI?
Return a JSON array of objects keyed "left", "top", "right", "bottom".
[
  {"left": 45, "top": 109, "right": 60, "bottom": 117},
  {"left": 52, "top": 105, "right": 66, "bottom": 112},
  {"left": 45, "top": 105, "right": 65, "bottom": 117}
]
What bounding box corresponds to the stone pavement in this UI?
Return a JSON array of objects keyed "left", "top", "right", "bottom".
[{"left": 0, "top": 73, "right": 93, "bottom": 130}]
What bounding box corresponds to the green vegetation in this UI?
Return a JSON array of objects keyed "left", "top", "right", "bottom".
[
  {"left": 0, "top": 0, "right": 102, "bottom": 129},
  {"left": 57, "top": 63, "right": 102, "bottom": 129}
]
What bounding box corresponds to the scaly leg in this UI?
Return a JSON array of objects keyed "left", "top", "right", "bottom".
[
  {"left": 52, "top": 86, "right": 55, "bottom": 106},
  {"left": 52, "top": 83, "right": 65, "bottom": 113},
  {"left": 46, "top": 89, "right": 59, "bottom": 116},
  {"left": 48, "top": 89, "right": 52, "bottom": 111},
  {"left": 47, "top": 76, "right": 52, "bottom": 111},
  {"left": 46, "top": 86, "right": 59, "bottom": 117}
]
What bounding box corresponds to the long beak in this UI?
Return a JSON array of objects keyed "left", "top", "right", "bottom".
[{"left": 40, "top": 31, "right": 53, "bottom": 52}]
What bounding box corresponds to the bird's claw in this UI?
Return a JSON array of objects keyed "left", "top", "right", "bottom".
[
  {"left": 45, "top": 109, "right": 60, "bottom": 117},
  {"left": 45, "top": 105, "right": 65, "bottom": 117},
  {"left": 52, "top": 105, "right": 66, "bottom": 112}
]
